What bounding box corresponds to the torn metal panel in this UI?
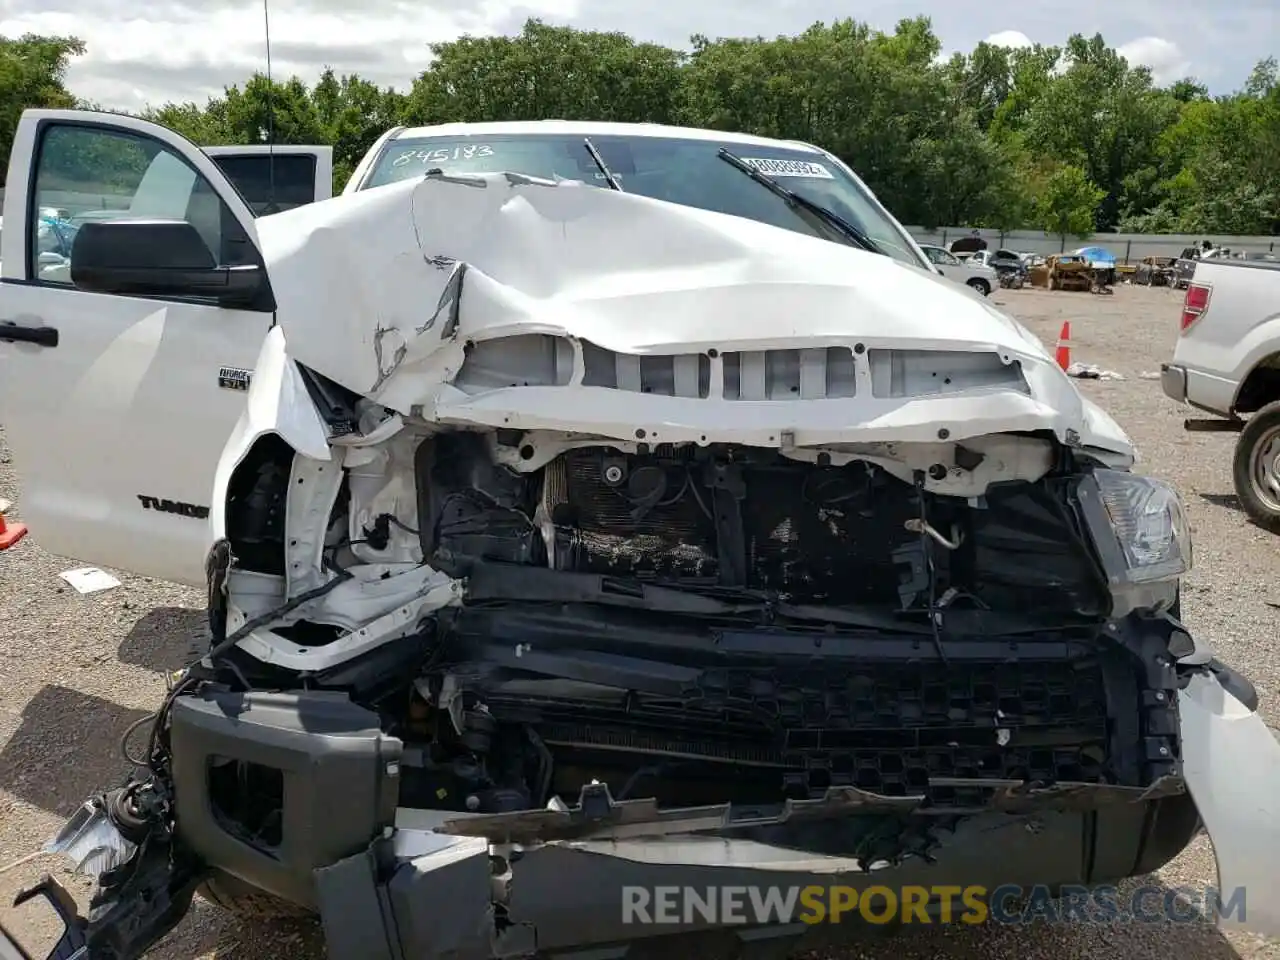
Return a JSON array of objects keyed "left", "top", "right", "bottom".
[
  {"left": 434, "top": 778, "right": 1185, "bottom": 846},
  {"left": 253, "top": 173, "right": 1133, "bottom": 462}
]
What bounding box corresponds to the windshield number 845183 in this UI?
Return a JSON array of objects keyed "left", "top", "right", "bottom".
[{"left": 393, "top": 145, "right": 496, "bottom": 165}]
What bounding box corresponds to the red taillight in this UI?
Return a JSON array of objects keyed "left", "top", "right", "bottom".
[{"left": 1180, "top": 282, "right": 1211, "bottom": 332}]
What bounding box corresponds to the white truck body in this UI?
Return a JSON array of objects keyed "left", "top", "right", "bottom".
[
  {"left": 1162, "top": 259, "right": 1280, "bottom": 420},
  {"left": 1162, "top": 257, "right": 1280, "bottom": 529},
  {"left": 0, "top": 110, "right": 1135, "bottom": 587}
]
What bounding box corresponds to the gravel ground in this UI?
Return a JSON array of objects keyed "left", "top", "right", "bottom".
[{"left": 1, "top": 283, "right": 1278, "bottom": 959}]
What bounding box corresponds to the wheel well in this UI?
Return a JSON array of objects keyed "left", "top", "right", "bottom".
[
  {"left": 1234, "top": 357, "right": 1280, "bottom": 414},
  {"left": 224, "top": 434, "right": 296, "bottom": 575}
]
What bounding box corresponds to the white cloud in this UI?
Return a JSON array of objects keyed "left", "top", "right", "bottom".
[
  {"left": 983, "top": 30, "right": 1033, "bottom": 50},
  {"left": 1117, "top": 36, "right": 1190, "bottom": 84},
  {"left": 0, "top": 0, "right": 578, "bottom": 109}
]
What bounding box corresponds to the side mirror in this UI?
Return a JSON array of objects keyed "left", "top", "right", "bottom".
[
  {"left": 0, "top": 876, "right": 88, "bottom": 960},
  {"left": 69, "top": 219, "right": 268, "bottom": 309}
]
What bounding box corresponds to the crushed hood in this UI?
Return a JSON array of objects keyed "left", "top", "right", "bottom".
[{"left": 253, "top": 172, "right": 1132, "bottom": 460}]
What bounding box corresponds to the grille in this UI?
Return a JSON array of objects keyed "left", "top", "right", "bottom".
[
  {"left": 697, "top": 658, "right": 1110, "bottom": 803},
  {"left": 515, "top": 655, "right": 1112, "bottom": 806}
]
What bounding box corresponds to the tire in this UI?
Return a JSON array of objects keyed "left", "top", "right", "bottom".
[
  {"left": 1233, "top": 401, "right": 1280, "bottom": 533},
  {"left": 967, "top": 278, "right": 991, "bottom": 296},
  {"left": 198, "top": 872, "right": 312, "bottom": 921}
]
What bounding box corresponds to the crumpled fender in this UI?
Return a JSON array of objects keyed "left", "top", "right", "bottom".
[
  {"left": 1179, "top": 670, "right": 1280, "bottom": 938},
  {"left": 208, "top": 325, "right": 330, "bottom": 544}
]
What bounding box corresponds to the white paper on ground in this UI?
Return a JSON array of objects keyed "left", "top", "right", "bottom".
[{"left": 59, "top": 566, "right": 121, "bottom": 594}]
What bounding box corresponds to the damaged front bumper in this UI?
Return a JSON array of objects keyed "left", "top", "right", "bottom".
[{"left": 10, "top": 662, "right": 1278, "bottom": 960}]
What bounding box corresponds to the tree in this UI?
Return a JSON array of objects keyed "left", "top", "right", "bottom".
[
  {"left": 10, "top": 25, "right": 1280, "bottom": 235},
  {"left": 1016, "top": 34, "right": 1180, "bottom": 229},
  {"left": 0, "top": 34, "right": 84, "bottom": 184},
  {"left": 1034, "top": 163, "right": 1105, "bottom": 240},
  {"left": 144, "top": 71, "right": 407, "bottom": 191},
  {"left": 311, "top": 69, "right": 407, "bottom": 188},
  {"left": 404, "top": 19, "right": 684, "bottom": 126}
]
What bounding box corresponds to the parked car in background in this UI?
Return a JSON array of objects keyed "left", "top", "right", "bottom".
[
  {"left": 1162, "top": 256, "right": 1280, "bottom": 530},
  {"left": 1134, "top": 256, "right": 1176, "bottom": 286},
  {"left": 971, "top": 248, "right": 1027, "bottom": 288},
  {"left": 918, "top": 242, "right": 998, "bottom": 294},
  {"left": 1170, "top": 245, "right": 1238, "bottom": 289},
  {"left": 948, "top": 232, "right": 987, "bottom": 255}
]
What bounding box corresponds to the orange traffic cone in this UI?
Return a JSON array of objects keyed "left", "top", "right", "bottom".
[
  {"left": 1055, "top": 321, "right": 1072, "bottom": 370},
  {"left": 0, "top": 499, "right": 28, "bottom": 551}
]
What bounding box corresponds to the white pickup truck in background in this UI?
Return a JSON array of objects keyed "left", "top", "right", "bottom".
[
  {"left": 204, "top": 145, "right": 334, "bottom": 212},
  {"left": 1162, "top": 258, "right": 1280, "bottom": 529}
]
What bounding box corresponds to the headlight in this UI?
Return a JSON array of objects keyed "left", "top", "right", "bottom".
[
  {"left": 1076, "top": 467, "right": 1192, "bottom": 610},
  {"left": 1092, "top": 469, "right": 1192, "bottom": 582}
]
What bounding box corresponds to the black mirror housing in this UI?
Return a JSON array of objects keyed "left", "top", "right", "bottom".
[
  {"left": 0, "top": 875, "right": 88, "bottom": 960},
  {"left": 69, "top": 219, "right": 272, "bottom": 311}
]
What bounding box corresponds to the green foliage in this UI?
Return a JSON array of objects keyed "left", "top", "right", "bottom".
[
  {"left": 5, "top": 19, "right": 1278, "bottom": 233},
  {"left": 1034, "top": 163, "right": 1107, "bottom": 238},
  {"left": 0, "top": 34, "right": 84, "bottom": 184}
]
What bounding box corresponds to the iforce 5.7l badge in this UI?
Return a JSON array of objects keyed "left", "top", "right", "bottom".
[{"left": 218, "top": 366, "right": 252, "bottom": 391}]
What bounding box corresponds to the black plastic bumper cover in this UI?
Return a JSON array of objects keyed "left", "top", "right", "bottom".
[
  {"left": 167, "top": 689, "right": 403, "bottom": 908},
  {"left": 309, "top": 791, "right": 1199, "bottom": 960}
]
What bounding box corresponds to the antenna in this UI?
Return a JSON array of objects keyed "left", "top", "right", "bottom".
[{"left": 262, "top": 0, "right": 277, "bottom": 213}]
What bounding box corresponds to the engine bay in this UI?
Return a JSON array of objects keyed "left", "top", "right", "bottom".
[
  {"left": 205, "top": 423, "right": 1187, "bottom": 834},
  {"left": 414, "top": 432, "right": 1108, "bottom": 615}
]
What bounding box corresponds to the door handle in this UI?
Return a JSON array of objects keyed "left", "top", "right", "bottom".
[{"left": 0, "top": 323, "right": 59, "bottom": 348}]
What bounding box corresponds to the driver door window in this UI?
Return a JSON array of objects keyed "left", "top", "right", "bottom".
[{"left": 29, "top": 123, "right": 246, "bottom": 285}]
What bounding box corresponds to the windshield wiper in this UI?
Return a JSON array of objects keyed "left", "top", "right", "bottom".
[
  {"left": 583, "top": 137, "right": 623, "bottom": 191},
  {"left": 717, "top": 147, "right": 884, "bottom": 256}
]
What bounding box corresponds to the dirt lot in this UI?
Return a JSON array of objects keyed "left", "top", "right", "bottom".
[{"left": 1, "top": 283, "right": 1278, "bottom": 960}]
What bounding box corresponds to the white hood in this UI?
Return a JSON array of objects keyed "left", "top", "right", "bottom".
[{"left": 253, "top": 172, "right": 1132, "bottom": 462}]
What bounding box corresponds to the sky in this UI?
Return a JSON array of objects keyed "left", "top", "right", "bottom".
[{"left": 1, "top": 0, "right": 1275, "bottom": 112}]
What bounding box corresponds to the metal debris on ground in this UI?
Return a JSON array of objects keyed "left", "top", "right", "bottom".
[{"left": 1066, "top": 362, "right": 1126, "bottom": 381}]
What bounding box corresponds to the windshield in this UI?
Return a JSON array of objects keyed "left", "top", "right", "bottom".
[{"left": 364, "top": 133, "right": 926, "bottom": 270}]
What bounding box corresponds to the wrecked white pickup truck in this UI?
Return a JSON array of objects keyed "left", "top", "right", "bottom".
[{"left": 1, "top": 112, "right": 1278, "bottom": 960}]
